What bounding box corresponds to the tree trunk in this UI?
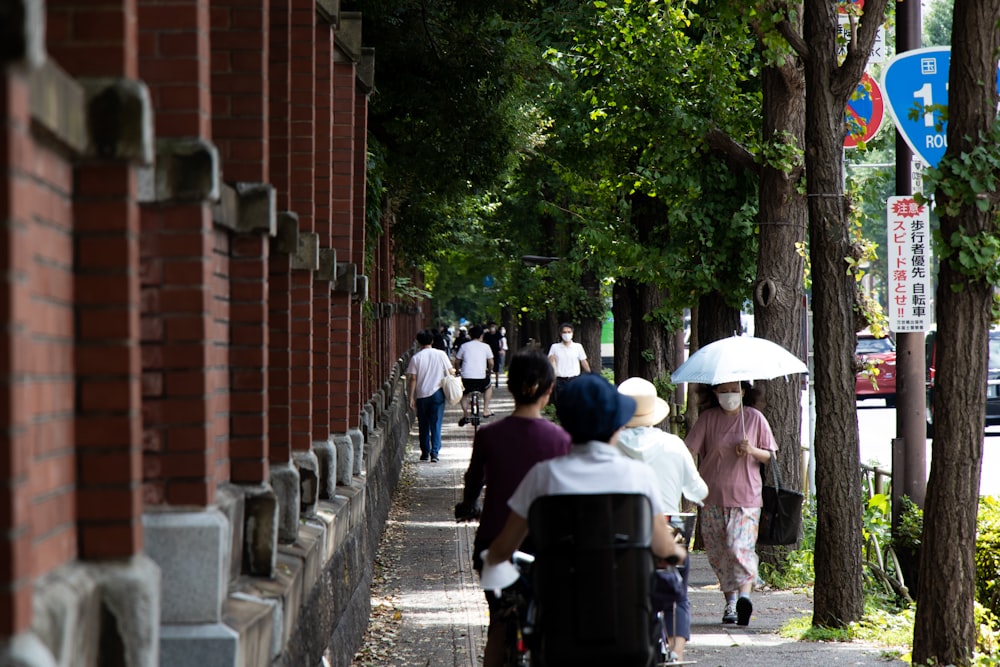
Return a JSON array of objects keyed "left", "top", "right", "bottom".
[
  {"left": 756, "top": 48, "right": 808, "bottom": 560},
  {"left": 913, "top": 1, "right": 998, "bottom": 660},
  {"left": 612, "top": 279, "right": 671, "bottom": 384},
  {"left": 696, "top": 291, "right": 741, "bottom": 345},
  {"left": 613, "top": 280, "right": 635, "bottom": 383},
  {"left": 802, "top": 0, "right": 865, "bottom": 627}
]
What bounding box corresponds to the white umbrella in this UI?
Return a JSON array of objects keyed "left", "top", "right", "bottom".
[
  {"left": 671, "top": 334, "right": 808, "bottom": 386},
  {"left": 672, "top": 334, "right": 808, "bottom": 443}
]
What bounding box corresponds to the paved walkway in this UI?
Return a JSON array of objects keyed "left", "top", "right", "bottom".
[{"left": 369, "top": 381, "right": 908, "bottom": 667}]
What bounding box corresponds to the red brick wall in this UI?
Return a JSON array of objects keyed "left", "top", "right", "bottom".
[
  {"left": 48, "top": 0, "right": 146, "bottom": 565},
  {"left": 289, "top": 0, "right": 315, "bottom": 453},
  {"left": 312, "top": 22, "right": 332, "bottom": 444},
  {"left": 0, "top": 0, "right": 425, "bottom": 643},
  {"left": 352, "top": 88, "right": 368, "bottom": 404},
  {"left": 139, "top": 0, "right": 222, "bottom": 507},
  {"left": 211, "top": 0, "right": 270, "bottom": 183},
  {"left": 0, "top": 70, "right": 76, "bottom": 636},
  {"left": 268, "top": 0, "right": 292, "bottom": 466},
  {"left": 212, "top": 0, "right": 271, "bottom": 485},
  {"left": 330, "top": 57, "right": 355, "bottom": 432}
]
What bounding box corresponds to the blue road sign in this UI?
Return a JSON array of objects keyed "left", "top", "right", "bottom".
[
  {"left": 882, "top": 47, "right": 951, "bottom": 168},
  {"left": 883, "top": 47, "right": 1000, "bottom": 168}
]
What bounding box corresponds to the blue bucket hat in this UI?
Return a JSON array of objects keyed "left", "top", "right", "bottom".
[{"left": 556, "top": 374, "right": 637, "bottom": 443}]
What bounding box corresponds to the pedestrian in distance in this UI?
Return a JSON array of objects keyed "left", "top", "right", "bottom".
[
  {"left": 497, "top": 326, "right": 508, "bottom": 378},
  {"left": 455, "top": 324, "right": 495, "bottom": 425},
  {"left": 432, "top": 325, "right": 450, "bottom": 353},
  {"left": 686, "top": 380, "right": 777, "bottom": 627},
  {"left": 482, "top": 321, "right": 503, "bottom": 388},
  {"left": 452, "top": 326, "right": 471, "bottom": 358},
  {"left": 455, "top": 347, "right": 572, "bottom": 667},
  {"left": 406, "top": 329, "right": 455, "bottom": 462},
  {"left": 617, "top": 377, "right": 708, "bottom": 663},
  {"left": 547, "top": 322, "right": 590, "bottom": 409}
]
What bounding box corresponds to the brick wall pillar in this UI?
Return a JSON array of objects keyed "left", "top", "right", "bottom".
[
  {"left": 211, "top": 0, "right": 271, "bottom": 487},
  {"left": 312, "top": 19, "right": 336, "bottom": 498},
  {"left": 138, "top": 0, "right": 219, "bottom": 509},
  {"left": 352, "top": 77, "right": 369, "bottom": 404},
  {"left": 330, "top": 54, "right": 355, "bottom": 437},
  {"left": 287, "top": 0, "right": 318, "bottom": 510},
  {"left": 136, "top": 4, "right": 239, "bottom": 660},
  {"left": 0, "top": 63, "right": 37, "bottom": 641}
]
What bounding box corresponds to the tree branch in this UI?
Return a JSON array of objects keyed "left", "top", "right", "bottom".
[
  {"left": 704, "top": 128, "right": 758, "bottom": 176},
  {"left": 777, "top": 19, "right": 810, "bottom": 60}
]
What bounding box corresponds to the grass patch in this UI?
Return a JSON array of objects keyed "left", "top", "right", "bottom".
[{"left": 778, "top": 602, "right": 913, "bottom": 651}]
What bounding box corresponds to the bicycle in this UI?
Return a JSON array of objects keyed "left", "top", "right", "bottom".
[
  {"left": 469, "top": 389, "right": 483, "bottom": 433},
  {"left": 495, "top": 551, "right": 535, "bottom": 667}
]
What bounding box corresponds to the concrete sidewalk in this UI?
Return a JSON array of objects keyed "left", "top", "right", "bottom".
[{"left": 371, "top": 381, "right": 908, "bottom": 667}]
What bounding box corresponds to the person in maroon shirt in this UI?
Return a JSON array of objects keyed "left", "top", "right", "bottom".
[{"left": 455, "top": 347, "right": 571, "bottom": 667}]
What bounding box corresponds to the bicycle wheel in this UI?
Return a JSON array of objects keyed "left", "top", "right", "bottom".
[{"left": 470, "top": 390, "right": 482, "bottom": 431}]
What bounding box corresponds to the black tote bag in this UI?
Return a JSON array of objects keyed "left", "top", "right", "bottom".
[{"left": 757, "top": 461, "right": 804, "bottom": 546}]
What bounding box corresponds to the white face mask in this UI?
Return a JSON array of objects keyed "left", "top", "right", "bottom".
[
  {"left": 718, "top": 392, "right": 742, "bottom": 412},
  {"left": 561, "top": 333, "right": 573, "bottom": 343}
]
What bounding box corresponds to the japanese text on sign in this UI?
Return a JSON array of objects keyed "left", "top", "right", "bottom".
[{"left": 886, "top": 196, "right": 933, "bottom": 333}]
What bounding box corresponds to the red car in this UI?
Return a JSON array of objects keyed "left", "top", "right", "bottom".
[{"left": 855, "top": 332, "right": 897, "bottom": 406}]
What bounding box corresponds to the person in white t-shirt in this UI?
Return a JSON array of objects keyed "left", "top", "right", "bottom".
[
  {"left": 616, "top": 377, "right": 707, "bottom": 662},
  {"left": 455, "top": 325, "right": 495, "bottom": 425},
  {"left": 547, "top": 322, "right": 590, "bottom": 408},
  {"left": 406, "top": 329, "right": 455, "bottom": 462},
  {"left": 484, "top": 374, "right": 685, "bottom": 569}
]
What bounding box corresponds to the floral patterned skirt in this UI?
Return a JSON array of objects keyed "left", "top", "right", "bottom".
[{"left": 700, "top": 506, "right": 761, "bottom": 592}]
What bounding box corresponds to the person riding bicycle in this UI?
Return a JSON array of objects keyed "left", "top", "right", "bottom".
[
  {"left": 456, "top": 347, "right": 571, "bottom": 667},
  {"left": 455, "top": 324, "right": 495, "bottom": 426},
  {"left": 483, "top": 373, "right": 686, "bottom": 570}
]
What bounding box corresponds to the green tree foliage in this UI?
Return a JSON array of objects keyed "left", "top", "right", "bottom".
[
  {"left": 522, "top": 0, "right": 762, "bottom": 320},
  {"left": 345, "top": 0, "right": 538, "bottom": 265},
  {"left": 922, "top": 0, "right": 953, "bottom": 47}
]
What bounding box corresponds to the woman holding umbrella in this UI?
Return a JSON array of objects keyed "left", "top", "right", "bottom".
[{"left": 686, "top": 380, "right": 777, "bottom": 627}]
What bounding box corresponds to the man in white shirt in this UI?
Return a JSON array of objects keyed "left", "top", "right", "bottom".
[
  {"left": 455, "top": 324, "right": 495, "bottom": 425},
  {"left": 406, "top": 329, "right": 456, "bottom": 462},
  {"left": 547, "top": 322, "right": 590, "bottom": 408}
]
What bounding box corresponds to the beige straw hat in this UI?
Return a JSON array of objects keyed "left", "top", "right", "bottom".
[{"left": 617, "top": 377, "right": 670, "bottom": 428}]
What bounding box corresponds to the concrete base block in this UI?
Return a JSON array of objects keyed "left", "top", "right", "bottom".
[
  {"left": 143, "top": 509, "right": 229, "bottom": 624},
  {"left": 159, "top": 623, "right": 238, "bottom": 667},
  {"left": 360, "top": 404, "right": 374, "bottom": 440},
  {"left": 347, "top": 428, "right": 364, "bottom": 476},
  {"left": 31, "top": 556, "right": 160, "bottom": 667},
  {"left": 31, "top": 561, "right": 99, "bottom": 666},
  {"left": 312, "top": 438, "right": 337, "bottom": 499},
  {"left": 333, "top": 434, "right": 353, "bottom": 486},
  {"left": 279, "top": 522, "right": 324, "bottom": 596},
  {"left": 269, "top": 461, "right": 301, "bottom": 544},
  {"left": 239, "top": 546, "right": 305, "bottom": 653},
  {"left": 243, "top": 484, "right": 278, "bottom": 577},
  {"left": 215, "top": 484, "right": 246, "bottom": 584},
  {"left": 92, "top": 555, "right": 161, "bottom": 667},
  {"left": 224, "top": 593, "right": 278, "bottom": 666},
  {"left": 0, "top": 632, "right": 57, "bottom": 667},
  {"left": 292, "top": 449, "right": 320, "bottom": 515}
]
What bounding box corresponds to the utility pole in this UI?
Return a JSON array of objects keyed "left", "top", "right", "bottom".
[{"left": 892, "top": 0, "right": 927, "bottom": 520}]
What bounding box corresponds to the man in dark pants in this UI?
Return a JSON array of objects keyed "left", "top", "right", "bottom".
[
  {"left": 547, "top": 322, "right": 590, "bottom": 408},
  {"left": 483, "top": 322, "right": 502, "bottom": 388}
]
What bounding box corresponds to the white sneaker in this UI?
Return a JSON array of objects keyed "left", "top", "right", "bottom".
[{"left": 722, "top": 602, "right": 737, "bottom": 624}]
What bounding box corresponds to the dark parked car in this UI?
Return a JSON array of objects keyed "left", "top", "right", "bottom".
[
  {"left": 925, "top": 329, "right": 1000, "bottom": 435},
  {"left": 856, "top": 331, "right": 897, "bottom": 406}
]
